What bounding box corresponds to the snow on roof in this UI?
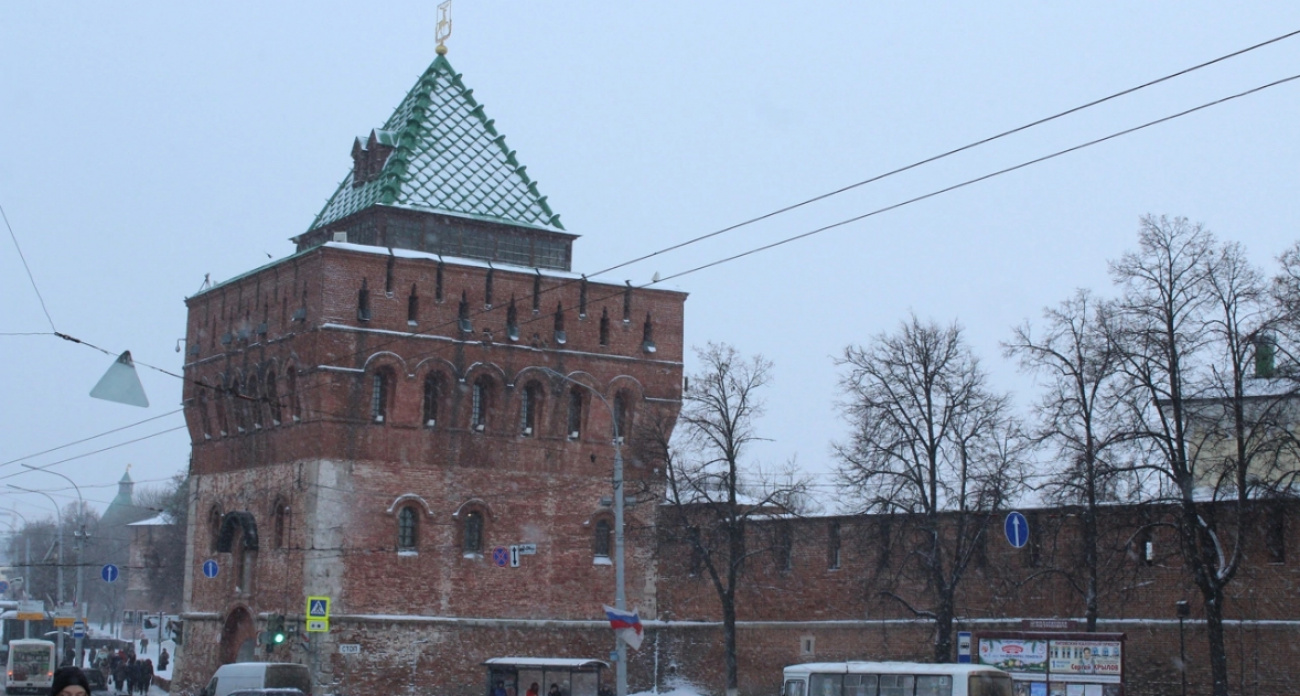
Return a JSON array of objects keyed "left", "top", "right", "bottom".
[{"left": 482, "top": 657, "right": 608, "bottom": 669}]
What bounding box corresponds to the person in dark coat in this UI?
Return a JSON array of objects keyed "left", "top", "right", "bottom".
[
  {"left": 141, "top": 660, "right": 154, "bottom": 695},
  {"left": 156, "top": 649, "right": 168, "bottom": 673},
  {"left": 125, "top": 658, "right": 138, "bottom": 696},
  {"left": 50, "top": 666, "right": 91, "bottom": 696},
  {"left": 112, "top": 658, "right": 126, "bottom": 692}
]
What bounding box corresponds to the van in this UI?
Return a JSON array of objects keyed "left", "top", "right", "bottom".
[
  {"left": 199, "top": 663, "right": 312, "bottom": 696},
  {"left": 5, "top": 640, "right": 55, "bottom": 696}
]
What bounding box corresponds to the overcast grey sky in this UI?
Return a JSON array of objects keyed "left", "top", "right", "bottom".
[{"left": 3, "top": 3, "right": 1299, "bottom": 520}]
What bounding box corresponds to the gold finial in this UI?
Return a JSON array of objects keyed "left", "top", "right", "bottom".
[{"left": 436, "top": 0, "right": 453, "bottom": 55}]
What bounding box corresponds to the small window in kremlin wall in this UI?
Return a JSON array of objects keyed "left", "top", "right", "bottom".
[
  {"left": 398, "top": 506, "right": 418, "bottom": 551},
  {"left": 594, "top": 518, "right": 612, "bottom": 559},
  {"left": 801, "top": 636, "right": 815, "bottom": 656},
  {"left": 463, "top": 510, "right": 484, "bottom": 555}
]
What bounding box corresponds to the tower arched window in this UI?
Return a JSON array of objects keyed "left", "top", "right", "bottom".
[
  {"left": 520, "top": 382, "right": 541, "bottom": 436},
  {"left": 472, "top": 376, "right": 491, "bottom": 431},
  {"left": 247, "top": 375, "right": 263, "bottom": 429},
  {"left": 398, "top": 506, "right": 418, "bottom": 551},
  {"left": 273, "top": 499, "right": 289, "bottom": 550},
  {"left": 371, "top": 368, "right": 393, "bottom": 423},
  {"left": 197, "top": 388, "right": 212, "bottom": 439},
  {"left": 209, "top": 506, "right": 223, "bottom": 552},
  {"left": 266, "top": 371, "right": 282, "bottom": 425},
  {"left": 463, "top": 510, "right": 484, "bottom": 555},
  {"left": 599, "top": 309, "right": 610, "bottom": 346},
  {"left": 423, "top": 373, "right": 440, "bottom": 427},
  {"left": 567, "top": 388, "right": 584, "bottom": 439},
  {"left": 613, "top": 391, "right": 631, "bottom": 443}
]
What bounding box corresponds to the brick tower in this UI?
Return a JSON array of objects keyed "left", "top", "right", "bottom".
[{"left": 177, "top": 50, "right": 685, "bottom": 695}]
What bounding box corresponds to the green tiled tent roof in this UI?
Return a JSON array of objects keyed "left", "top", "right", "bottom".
[{"left": 307, "top": 54, "right": 564, "bottom": 233}]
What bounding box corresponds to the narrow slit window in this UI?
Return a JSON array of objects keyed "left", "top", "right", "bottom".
[
  {"left": 520, "top": 383, "right": 539, "bottom": 436},
  {"left": 398, "top": 506, "right": 418, "bottom": 550},
  {"left": 484, "top": 268, "right": 494, "bottom": 308},
  {"left": 436, "top": 261, "right": 445, "bottom": 302},
  {"left": 641, "top": 313, "right": 656, "bottom": 353},
  {"left": 567, "top": 388, "right": 583, "bottom": 439},
  {"left": 472, "top": 377, "right": 489, "bottom": 431},
  {"left": 599, "top": 309, "right": 610, "bottom": 346},
  {"left": 594, "top": 518, "right": 612, "bottom": 558},
  {"left": 266, "top": 371, "right": 281, "bottom": 424},
  {"left": 371, "top": 370, "right": 389, "bottom": 423},
  {"left": 532, "top": 273, "right": 542, "bottom": 313},
  {"left": 423, "top": 374, "right": 440, "bottom": 427},
  {"left": 579, "top": 277, "right": 588, "bottom": 318},
  {"left": 554, "top": 302, "right": 567, "bottom": 344},
  {"left": 407, "top": 284, "right": 419, "bottom": 324},
  {"left": 358, "top": 279, "right": 371, "bottom": 322},
  {"left": 458, "top": 291, "right": 472, "bottom": 332},
  {"left": 507, "top": 297, "right": 519, "bottom": 341},
  {"left": 463, "top": 510, "right": 484, "bottom": 554},
  {"left": 828, "top": 522, "right": 841, "bottom": 570},
  {"left": 623, "top": 284, "right": 632, "bottom": 322}
]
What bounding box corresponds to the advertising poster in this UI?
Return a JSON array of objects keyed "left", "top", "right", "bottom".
[
  {"left": 978, "top": 638, "right": 1048, "bottom": 674},
  {"left": 1048, "top": 640, "right": 1122, "bottom": 683}
]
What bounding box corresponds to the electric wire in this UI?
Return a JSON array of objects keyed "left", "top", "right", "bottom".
[
  {"left": 7, "top": 34, "right": 1298, "bottom": 491},
  {"left": 1, "top": 202, "right": 57, "bottom": 333}
]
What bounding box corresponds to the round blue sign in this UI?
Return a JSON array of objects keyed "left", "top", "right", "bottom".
[
  {"left": 1005, "top": 511, "right": 1030, "bottom": 549},
  {"left": 202, "top": 559, "right": 220, "bottom": 578},
  {"left": 491, "top": 546, "right": 509, "bottom": 567},
  {"left": 0, "top": 580, "right": 9, "bottom": 594},
  {"left": 101, "top": 564, "right": 120, "bottom": 583}
]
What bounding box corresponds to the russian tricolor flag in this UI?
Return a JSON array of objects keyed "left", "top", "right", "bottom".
[{"left": 603, "top": 605, "right": 644, "bottom": 649}]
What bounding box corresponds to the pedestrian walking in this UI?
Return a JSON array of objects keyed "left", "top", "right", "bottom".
[
  {"left": 141, "top": 660, "right": 154, "bottom": 694},
  {"left": 157, "top": 649, "right": 169, "bottom": 673}
]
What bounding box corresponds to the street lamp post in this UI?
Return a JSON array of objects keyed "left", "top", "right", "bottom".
[
  {"left": 1176, "top": 600, "right": 1189, "bottom": 696},
  {"left": 23, "top": 465, "right": 88, "bottom": 667},
  {"left": 539, "top": 368, "right": 627, "bottom": 696},
  {"left": 10, "top": 486, "right": 63, "bottom": 664},
  {"left": 2, "top": 509, "right": 32, "bottom": 637}
]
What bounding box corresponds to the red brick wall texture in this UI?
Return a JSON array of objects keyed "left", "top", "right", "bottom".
[{"left": 176, "top": 245, "right": 1300, "bottom": 696}]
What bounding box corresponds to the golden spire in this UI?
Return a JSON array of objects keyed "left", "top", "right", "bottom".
[{"left": 436, "top": 0, "right": 453, "bottom": 55}]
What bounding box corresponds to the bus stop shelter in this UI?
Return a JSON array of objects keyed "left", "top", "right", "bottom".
[{"left": 483, "top": 657, "right": 609, "bottom": 696}]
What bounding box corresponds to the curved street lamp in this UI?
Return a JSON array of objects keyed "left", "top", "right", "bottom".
[
  {"left": 9, "top": 485, "right": 65, "bottom": 663},
  {"left": 22, "top": 465, "right": 88, "bottom": 667},
  {"left": 537, "top": 367, "right": 628, "bottom": 696}
]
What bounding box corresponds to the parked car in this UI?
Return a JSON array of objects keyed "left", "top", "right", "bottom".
[{"left": 199, "top": 663, "right": 311, "bottom": 696}]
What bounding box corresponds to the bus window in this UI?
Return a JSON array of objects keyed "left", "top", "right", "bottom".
[
  {"left": 809, "top": 674, "right": 842, "bottom": 696},
  {"left": 877, "top": 675, "right": 914, "bottom": 696},
  {"left": 967, "top": 674, "right": 1013, "bottom": 696},
  {"left": 915, "top": 675, "right": 952, "bottom": 696},
  {"left": 783, "top": 680, "right": 807, "bottom": 696},
  {"left": 844, "top": 674, "right": 877, "bottom": 696}
]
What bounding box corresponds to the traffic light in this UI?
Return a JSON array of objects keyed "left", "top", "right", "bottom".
[{"left": 265, "top": 614, "right": 286, "bottom": 651}]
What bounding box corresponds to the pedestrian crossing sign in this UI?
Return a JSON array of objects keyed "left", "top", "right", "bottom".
[{"left": 307, "top": 596, "right": 330, "bottom": 619}]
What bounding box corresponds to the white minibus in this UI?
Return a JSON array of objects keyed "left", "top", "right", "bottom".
[
  {"left": 783, "top": 661, "right": 1013, "bottom": 696},
  {"left": 5, "top": 640, "right": 56, "bottom": 696}
]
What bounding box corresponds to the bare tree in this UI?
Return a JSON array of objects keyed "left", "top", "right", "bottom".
[
  {"left": 835, "top": 315, "right": 1027, "bottom": 662},
  {"left": 649, "top": 343, "right": 807, "bottom": 696},
  {"left": 1108, "top": 215, "right": 1298, "bottom": 696},
  {"left": 1005, "top": 289, "right": 1137, "bottom": 630}
]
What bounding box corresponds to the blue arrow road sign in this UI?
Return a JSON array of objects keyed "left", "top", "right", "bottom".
[
  {"left": 101, "top": 564, "right": 120, "bottom": 583},
  {"left": 1005, "top": 511, "right": 1029, "bottom": 549},
  {"left": 203, "top": 559, "right": 220, "bottom": 578}
]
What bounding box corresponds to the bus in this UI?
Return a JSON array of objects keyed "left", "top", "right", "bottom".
[
  {"left": 5, "top": 639, "right": 55, "bottom": 696},
  {"left": 782, "top": 661, "right": 1013, "bottom": 696}
]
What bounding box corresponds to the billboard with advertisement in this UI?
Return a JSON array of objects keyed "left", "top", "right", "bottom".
[
  {"left": 978, "top": 638, "right": 1048, "bottom": 674},
  {"left": 1048, "top": 640, "right": 1122, "bottom": 683}
]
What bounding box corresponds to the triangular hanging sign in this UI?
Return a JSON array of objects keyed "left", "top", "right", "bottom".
[{"left": 90, "top": 351, "right": 150, "bottom": 407}]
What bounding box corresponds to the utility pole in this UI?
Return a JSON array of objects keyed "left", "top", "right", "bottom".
[
  {"left": 12, "top": 486, "right": 63, "bottom": 664},
  {"left": 22, "top": 466, "right": 88, "bottom": 668},
  {"left": 539, "top": 368, "right": 628, "bottom": 696}
]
